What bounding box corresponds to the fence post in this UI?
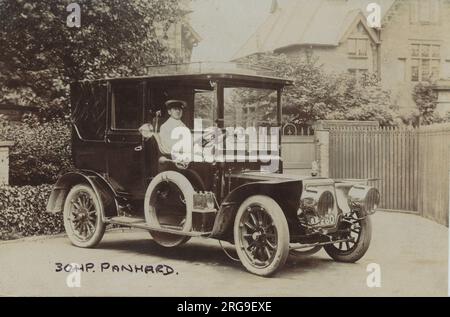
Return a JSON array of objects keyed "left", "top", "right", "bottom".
[
  {"left": 0, "top": 141, "right": 14, "bottom": 185},
  {"left": 314, "top": 129, "right": 330, "bottom": 178}
]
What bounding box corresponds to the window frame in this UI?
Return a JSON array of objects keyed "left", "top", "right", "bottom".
[
  {"left": 348, "top": 37, "right": 369, "bottom": 58},
  {"left": 71, "top": 81, "right": 108, "bottom": 142},
  {"left": 110, "top": 82, "right": 144, "bottom": 132},
  {"left": 410, "top": 43, "right": 441, "bottom": 82}
]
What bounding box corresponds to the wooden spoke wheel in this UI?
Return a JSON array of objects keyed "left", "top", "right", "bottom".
[
  {"left": 234, "top": 195, "right": 289, "bottom": 277},
  {"left": 63, "top": 184, "right": 105, "bottom": 248},
  {"left": 324, "top": 210, "right": 372, "bottom": 263}
]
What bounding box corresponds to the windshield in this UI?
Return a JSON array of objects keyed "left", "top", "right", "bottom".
[
  {"left": 194, "top": 87, "right": 278, "bottom": 129},
  {"left": 192, "top": 86, "right": 280, "bottom": 170},
  {"left": 149, "top": 84, "right": 281, "bottom": 172}
]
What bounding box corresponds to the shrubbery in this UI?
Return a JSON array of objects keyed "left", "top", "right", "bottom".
[
  {"left": 0, "top": 115, "right": 73, "bottom": 186},
  {"left": 0, "top": 185, "right": 64, "bottom": 240},
  {"left": 234, "top": 53, "right": 400, "bottom": 126},
  {"left": 413, "top": 82, "right": 443, "bottom": 125}
]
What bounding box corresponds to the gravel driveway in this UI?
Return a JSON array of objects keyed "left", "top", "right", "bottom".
[{"left": 0, "top": 211, "right": 448, "bottom": 297}]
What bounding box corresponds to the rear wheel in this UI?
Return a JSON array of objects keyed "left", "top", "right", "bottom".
[
  {"left": 63, "top": 184, "right": 105, "bottom": 248},
  {"left": 324, "top": 210, "right": 372, "bottom": 263},
  {"left": 234, "top": 195, "right": 289, "bottom": 277}
]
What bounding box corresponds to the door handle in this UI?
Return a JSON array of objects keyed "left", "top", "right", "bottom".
[{"left": 134, "top": 145, "right": 143, "bottom": 152}]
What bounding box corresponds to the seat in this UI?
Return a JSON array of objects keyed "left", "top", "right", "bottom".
[
  {"left": 145, "top": 133, "right": 177, "bottom": 176},
  {"left": 145, "top": 132, "right": 207, "bottom": 192}
]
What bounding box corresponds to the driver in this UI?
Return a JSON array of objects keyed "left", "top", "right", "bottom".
[
  {"left": 159, "top": 100, "right": 188, "bottom": 154},
  {"left": 158, "top": 100, "right": 220, "bottom": 162}
]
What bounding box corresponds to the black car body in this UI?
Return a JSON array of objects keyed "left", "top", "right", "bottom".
[{"left": 47, "top": 66, "right": 380, "bottom": 276}]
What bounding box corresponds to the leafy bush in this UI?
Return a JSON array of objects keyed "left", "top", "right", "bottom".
[
  {"left": 0, "top": 115, "right": 73, "bottom": 186},
  {"left": 235, "top": 53, "right": 400, "bottom": 126},
  {"left": 0, "top": 185, "right": 63, "bottom": 240},
  {"left": 413, "top": 82, "right": 443, "bottom": 125},
  {"left": 0, "top": 0, "right": 182, "bottom": 119}
]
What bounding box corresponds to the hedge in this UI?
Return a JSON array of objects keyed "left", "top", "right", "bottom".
[
  {"left": 0, "top": 185, "right": 64, "bottom": 240},
  {"left": 0, "top": 116, "right": 73, "bottom": 186}
]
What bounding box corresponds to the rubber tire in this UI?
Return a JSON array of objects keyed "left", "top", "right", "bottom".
[
  {"left": 234, "top": 195, "right": 290, "bottom": 277},
  {"left": 144, "top": 171, "right": 193, "bottom": 248},
  {"left": 289, "top": 246, "right": 322, "bottom": 258},
  {"left": 324, "top": 211, "right": 372, "bottom": 263},
  {"left": 63, "top": 184, "right": 106, "bottom": 248},
  {"left": 149, "top": 231, "right": 191, "bottom": 248}
]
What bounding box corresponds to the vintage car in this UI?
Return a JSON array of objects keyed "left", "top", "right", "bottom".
[{"left": 47, "top": 64, "right": 380, "bottom": 277}]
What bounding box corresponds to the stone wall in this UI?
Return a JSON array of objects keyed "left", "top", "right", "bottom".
[{"left": 0, "top": 141, "right": 13, "bottom": 185}]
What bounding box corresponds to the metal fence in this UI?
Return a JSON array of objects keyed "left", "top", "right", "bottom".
[{"left": 329, "top": 124, "right": 450, "bottom": 226}]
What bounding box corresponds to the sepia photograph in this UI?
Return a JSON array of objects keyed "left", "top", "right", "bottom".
[{"left": 0, "top": 0, "right": 449, "bottom": 300}]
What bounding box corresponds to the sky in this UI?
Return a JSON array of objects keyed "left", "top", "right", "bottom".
[
  {"left": 190, "top": 0, "right": 289, "bottom": 62},
  {"left": 188, "top": 0, "right": 393, "bottom": 62}
]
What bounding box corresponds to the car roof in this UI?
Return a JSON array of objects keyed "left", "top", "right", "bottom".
[{"left": 75, "top": 63, "right": 294, "bottom": 88}]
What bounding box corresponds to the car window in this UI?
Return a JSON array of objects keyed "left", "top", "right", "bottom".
[
  {"left": 111, "top": 84, "right": 141, "bottom": 130},
  {"left": 224, "top": 87, "right": 277, "bottom": 128},
  {"left": 71, "top": 82, "right": 107, "bottom": 141},
  {"left": 194, "top": 90, "right": 216, "bottom": 127}
]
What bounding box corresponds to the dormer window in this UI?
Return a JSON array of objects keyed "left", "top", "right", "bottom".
[{"left": 348, "top": 38, "right": 368, "bottom": 58}]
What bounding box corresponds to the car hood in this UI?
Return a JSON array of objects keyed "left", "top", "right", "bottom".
[{"left": 230, "top": 170, "right": 332, "bottom": 185}]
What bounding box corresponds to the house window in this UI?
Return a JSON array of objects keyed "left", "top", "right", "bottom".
[
  {"left": 411, "top": 59, "right": 420, "bottom": 81},
  {"left": 410, "top": 0, "right": 440, "bottom": 24},
  {"left": 444, "top": 61, "right": 450, "bottom": 79},
  {"left": 411, "top": 43, "right": 441, "bottom": 82},
  {"left": 348, "top": 68, "right": 369, "bottom": 76},
  {"left": 348, "top": 38, "right": 368, "bottom": 58}
]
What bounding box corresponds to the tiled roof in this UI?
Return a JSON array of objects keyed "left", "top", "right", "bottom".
[{"left": 233, "top": 0, "right": 395, "bottom": 60}]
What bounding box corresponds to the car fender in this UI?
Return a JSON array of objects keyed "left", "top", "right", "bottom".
[
  {"left": 334, "top": 179, "right": 380, "bottom": 215},
  {"left": 46, "top": 170, "right": 119, "bottom": 219},
  {"left": 143, "top": 171, "right": 194, "bottom": 233},
  {"left": 210, "top": 180, "right": 301, "bottom": 240}
]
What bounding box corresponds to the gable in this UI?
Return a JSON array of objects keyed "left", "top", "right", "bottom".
[
  {"left": 340, "top": 13, "right": 380, "bottom": 45},
  {"left": 232, "top": 0, "right": 387, "bottom": 60}
]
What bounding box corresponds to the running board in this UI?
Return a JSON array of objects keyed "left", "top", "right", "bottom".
[
  {"left": 106, "top": 217, "right": 212, "bottom": 237},
  {"left": 289, "top": 238, "right": 355, "bottom": 250}
]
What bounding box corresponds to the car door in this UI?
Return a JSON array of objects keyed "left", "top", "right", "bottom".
[{"left": 106, "top": 81, "right": 147, "bottom": 197}]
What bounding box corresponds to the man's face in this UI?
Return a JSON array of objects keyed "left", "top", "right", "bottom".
[{"left": 168, "top": 107, "right": 183, "bottom": 120}]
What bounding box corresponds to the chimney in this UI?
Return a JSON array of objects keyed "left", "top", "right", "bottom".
[{"left": 270, "top": 0, "right": 279, "bottom": 13}]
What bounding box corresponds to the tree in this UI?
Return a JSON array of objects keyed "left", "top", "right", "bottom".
[
  {"left": 235, "top": 53, "right": 399, "bottom": 126},
  {"left": 412, "top": 82, "right": 442, "bottom": 125},
  {"left": 0, "top": 0, "right": 183, "bottom": 119}
]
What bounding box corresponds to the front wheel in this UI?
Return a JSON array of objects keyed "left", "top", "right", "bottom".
[
  {"left": 324, "top": 210, "right": 372, "bottom": 263},
  {"left": 63, "top": 184, "right": 105, "bottom": 248},
  {"left": 234, "top": 195, "right": 289, "bottom": 277}
]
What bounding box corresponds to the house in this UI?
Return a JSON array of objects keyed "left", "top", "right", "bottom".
[
  {"left": 233, "top": 0, "right": 450, "bottom": 114},
  {"left": 161, "top": 0, "right": 202, "bottom": 63}
]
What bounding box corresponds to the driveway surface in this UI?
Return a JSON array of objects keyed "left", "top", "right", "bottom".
[{"left": 0, "top": 211, "right": 448, "bottom": 297}]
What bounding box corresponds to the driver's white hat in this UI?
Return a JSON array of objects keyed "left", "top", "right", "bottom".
[{"left": 165, "top": 100, "right": 187, "bottom": 109}]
